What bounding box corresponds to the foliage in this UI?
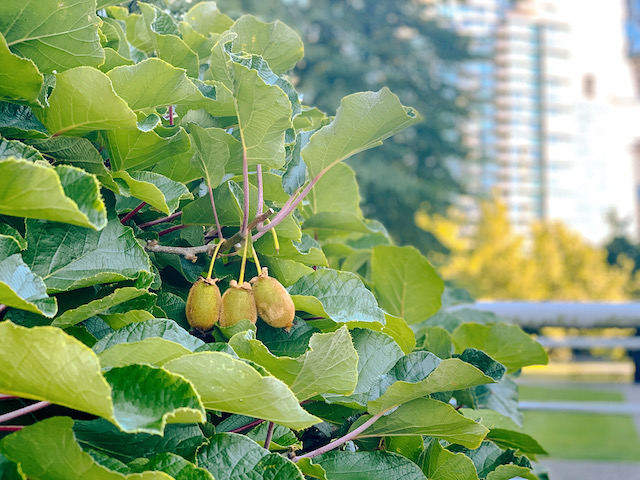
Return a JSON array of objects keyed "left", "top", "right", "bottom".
[
  {"left": 0, "top": 2, "right": 547, "bottom": 479},
  {"left": 169, "top": 0, "right": 472, "bottom": 254},
  {"left": 430, "top": 201, "right": 635, "bottom": 300}
]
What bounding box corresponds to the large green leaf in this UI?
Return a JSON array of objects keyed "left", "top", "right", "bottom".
[
  {"left": 289, "top": 269, "right": 386, "bottom": 326},
  {"left": 416, "top": 439, "right": 479, "bottom": 480},
  {"left": 451, "top": 323, "right": 548, "bottom": 373},
  {"left": 107, "top": 125, "right": 191, "bottom": 173},
  {"left": 0, "top": 322, "right": 205, "bottom": 434},
  {"left": 0, "top": 33, "right": 42, "bottom": 105},
  {"left": 312, "top": 451, "right": 426, "bottom": 480},
  {"left": 0, "top": 453, "right": 25, "bottom": 480},
  {"left": 138, "top": 3, "right": 199, "bottom": 78},
  {"left": 486, "top": 465, "right": 537, "bottom": 480},
  {"left": 107, "top": 58, "right": 220, "bottom": 112},
  {"left": 0, "top": 418, "right": 174, "bottom": 480},
  {"left": 229, "top": 15, "right": 303, "bottom": 75},
  {"left": 130, "top": 453, "right": 213, "bottom": 480},
  {"left": 74, "top": 420, "right": 207, "bottom": 464},
  {"left": 371, "top": 245, "right": 443, "bottom": 324},
  {"left": 229, "top": 326, "right": 358, "bottom": 400},
  {"left": 37, "top": 67, "right": 137, "bottom": 135},
  {"left": 0, "top": 254, "right": 57, "bottom": 317},
  {"left": 52, "top": 287, "right": 154, "bottom": 328},
  {"left": 0, "top": 102, "right": 48, "bottom": 138},
  {"left": 112, "top": 171, "right": 190, "bottom": 215},
  {"left": 0, "top": 137, "right": 43, "bottom": 161},
  {"left": 323, "top": 329, "right": 403, "bottom": 408},
  {"left": 307, "top": 163, "right": 362, "bottom": 217},
  {"left": 302, "top": 88, "right": 420, "bottom": 177},
  {"left": 449, "top": 442, "right": 532, "bottom": 479},
  {"left": 164, "top": 352, "right": 321, "bottom": 430},
  {"left": 23, "top": 218, "right": 152, "bottom": 293},
  {"left": 381, "top": 314, "right": 416, "bottom": 355},
  {"left": 98, "top": 338, "right": 192, "bottom": 369},
  {"left": 352, "top": 398, "right": 488, "bottom": 449},
  {"left": 197, "top": 433, "right": 304, "bottom": 480},
  {"left": 0, "top": 0, "right": 103, "bottom": 73},
  {"left": 0, "top": 158, "right": 107, "bottom": 230},
  {"left": 367, "top": 352, "right": 494, "bottom": 414},
  {"left": 183, "top": 2, "right": 233, "bottom": 35},
  {"left": 189, "top": 124, "right": 240, "bottom": 189},
  {"left": 93, "top": 318, "right": 204, "bottom": 354}
]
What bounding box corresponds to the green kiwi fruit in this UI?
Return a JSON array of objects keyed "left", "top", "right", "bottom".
[
  {"left": 250, "top": 267, "right": 295, "bottom": 330},
  {"left": 186, "top": 277, "right": 221, "bottom": 332},
  {"left": 219, "top": 280, "right": 257, "bottom": 327}
]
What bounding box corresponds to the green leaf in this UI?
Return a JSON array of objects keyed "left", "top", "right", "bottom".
[
  {"left": 353, "top": 398, "right": 488, "bottom": 449},
  {"left": 302, "top": 212, "right": 371, "bottom": 236},
  {"left": 302, "top": 88, "right": 420, "bottom": 177},
  {"left": 456, "top": 377, "right": 523, "bottom": 427},
  {"left": 451, "top": 323, "right": 549, "bottom": 373},
  {"left": 367, "top": 352, "right": 494, "bottom": 414},
  {"left": 100, "top": 310, "right": 155, "bottom": 330},
  {"left": 485, "top": 465, "right": 537, "bottom": 480},
  {"left": 104, "top": 364, "right": 205, "bottom": 434},
  {"left": 197, "top": 433, "right": 304, "bottom": 480},
  {"left": 0, "top": 33, "right": 42, "bottom": 105},
  {"left": 0, "top": 137, "right": 43, "bottom": 162},
  {"left": 382, "top": 314, "right": 416, "bottom": 355},
  {"left": 0, "top": 321, "right": 114, "bottom": 419},
  {"left": 289, "top": 269, "right": 385, "bottom": 326},
  {"left": 385, "top": 436, "right": 424, "bottom": 463},
  {"left": 371, "top": 245, "right": 443, "bottom": 324},
  {"left": 53, "top": 287, "right": 155, "bottom": 328},
  {"left": 307, "top": 163, "right": 362, "bottom": 217},
  {"left": 260, "top": 257, "right": 314, "bottom": 287},
  {"left": 113, "top": 171, "right": 190, "bottom": 215},
  {"left": 130, "top": 453, "right": 214, "bottom": 480},
  {"left": 323, "top": 329, "right": 403, "bottom": 407},
  {"left": 0, "top": 103, "right": 48, "bottom": 138},
  {"left": 313, "top": 451, "right": 427, "bottom": 480},
  {"left": 255, "top": 317, "right": 321, "bottom": 357},
  {"left": 0, "top": 418, "right": 174, "bottom": 480},
  {"left": 37, "top": 67, "right": 137, "bottom": 135},
  {"left": 163, "top": 352, "right": 321, "bottom": 430},
  {"left": 23, "top": 218, "right": 152, "bottom": 293},
  {"left": 415, "top": 326, "right": 453, "bottom": 359},
  {"left": 229, "top": 326, "right": 358, "bottom": 400},
  {"left": 0, "top": 453, "right": 25, "bottom": 480},
  {"left": 448, "top": 442, "right": 532, "bottom": 479},
  {"left": 189, "top": 124, "right": 240, "bottom": 189},
  {"left": 98, "top": 338, "right": 192, "bottom": 369},
  {"left": 229, "top": 15, "right": 304, "bottom": 75},
  {"left": 255, "top": 235, "right": 327, "bottom": 265},
  {"left": 246, "top": 423, "right": 302, "bottom": 451},
  {"left": 93, "top": 318, "right": 204, "bottom": 354},
  {"left": 74, "top": 419, "right": 207, "bottom": 464},
  {"left": 0, "top": 158, "right": 107, "bottom": 230},
  {"left": 0, "top": 0, "right": 104, "bottom": 73},
  {"left": 295, "top": 458, "right": 327, "bottom": 480},
  {"left": 107, "top": 58, "right": 219, "bottom": 111},
  {"left": 0, "top": 254, "right": 57, "bottom": 317},
  {"left": 107, "top": 125, "right": 191, "bottom": 173},
  {"left": 183, "top": 2, "right": 233, "bottom": 35},
  {"left": 138, "top": 4, "right": 199, "bottom": 77},
  {"left": 416, "top": 439, "right": 479, "bottom": 480}
]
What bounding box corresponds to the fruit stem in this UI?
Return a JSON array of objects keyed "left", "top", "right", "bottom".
[
  {"left": 238, "top": 237, "right": 250, "bottom": 284},
  {"left": 205, "top": 173, "right": 223, "bottom": 241},
  {"left": 0, "top": 401, "right": 51, "bottom": 424},
  {"left": 120, "top": 201, "right": 146, "bottom": 224},
  {"left": 265, "top": 219, "right": 280, "bottom": 253},
  {"left": 138, "top": 211, "right": 182, "bottom": 228},
  {"left": 241, "top": 147, "right": 250, "bottom": 235},
  {"left": 264, "top": 421, "right": 275, "bottom": 450},
  {"left": 206, "top": 239, "right": 225, "bottom": 280},
  {"left": 251, "top": 242, "right": 262, "bottom": 272}
]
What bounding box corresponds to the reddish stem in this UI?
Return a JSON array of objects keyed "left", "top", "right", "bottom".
[
  {"left": 168, "top": 105, "right": 174, "bottom": 126},
  {"left": 0, "top": 394, "right": 17, "bottom": 400},
  {"left": 138, "top": 211, "right": 182, "bottom": 229},
  {"left": 120, "top": 202, "right": 146, "bottom": 224},
  {"left": 0, "top": 426, "right": 23, "bottom": 432},
  {"left": 158, "top": 224, "right": 188, "bottom": 236},
  {"left": 257, "top": 164, "right": 264, "bottom": 227},
  {"left": 0, "top": 401, "right": 51, "bottom": 424},
  {"left": 228, "top": 419, "right": 264, "bottom": 433},
  {"left": 0, "top": 304, "right": 6, "bottom": 316},
  {"left": 263, "top": 421, "right": 275, "bottom": 450},
  {"left": 208, "top": 184, "right": 223, "bottom": 241},
  {"left": 241, "top": 148, "right": 250, "bottom": 235}
]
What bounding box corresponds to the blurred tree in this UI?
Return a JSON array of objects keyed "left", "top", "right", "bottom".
[
  {"left": 432, "top": 200, "right": 635, "bottom": 300},
  {"left": 167, "top": 0, "right": 473, "bottom": 253}
]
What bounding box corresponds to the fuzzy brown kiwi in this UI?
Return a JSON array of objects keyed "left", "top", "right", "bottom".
[
  {"left": 250, "top": 267, "right": 295, "bottom": 330},
  {"left": 219, "top": 280, "right": 257, "bottom": 327},
  {"left": 186, "top": 277, "right": 222, "bottom": 332}
]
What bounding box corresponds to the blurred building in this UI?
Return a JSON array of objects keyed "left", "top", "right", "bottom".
[
  {"left": 626, "top": 0, "right": 640, "bottom": 238},
  {"left": 438, "top": 0, "right": 640, "bottom": 243}
]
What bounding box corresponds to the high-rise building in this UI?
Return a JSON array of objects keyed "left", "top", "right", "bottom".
[{"left": 438, "top": 0, "right": 639, "bottom": 242}]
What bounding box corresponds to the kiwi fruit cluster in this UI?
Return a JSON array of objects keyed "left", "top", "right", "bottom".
[{"left": 186, "top": 267, "right": 295, "bottom": 332}]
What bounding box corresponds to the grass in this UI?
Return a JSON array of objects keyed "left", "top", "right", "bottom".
[{"left": 518, "top": 384, "right": 640, "bottom": 462}]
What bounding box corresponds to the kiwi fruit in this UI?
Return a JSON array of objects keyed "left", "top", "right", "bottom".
[
  {"left": 186, "top": 277, "right": 221, "bottom": 332},
  {"left": 250, "top": 267, "right": 295, "bottom": 330},
  {"left": 219, "top": 280, "right": 257, "bottom": 327}
]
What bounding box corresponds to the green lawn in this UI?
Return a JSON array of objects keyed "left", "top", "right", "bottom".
[{"left": 518, "top": 384, "right": 640, "bottom": 461}]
